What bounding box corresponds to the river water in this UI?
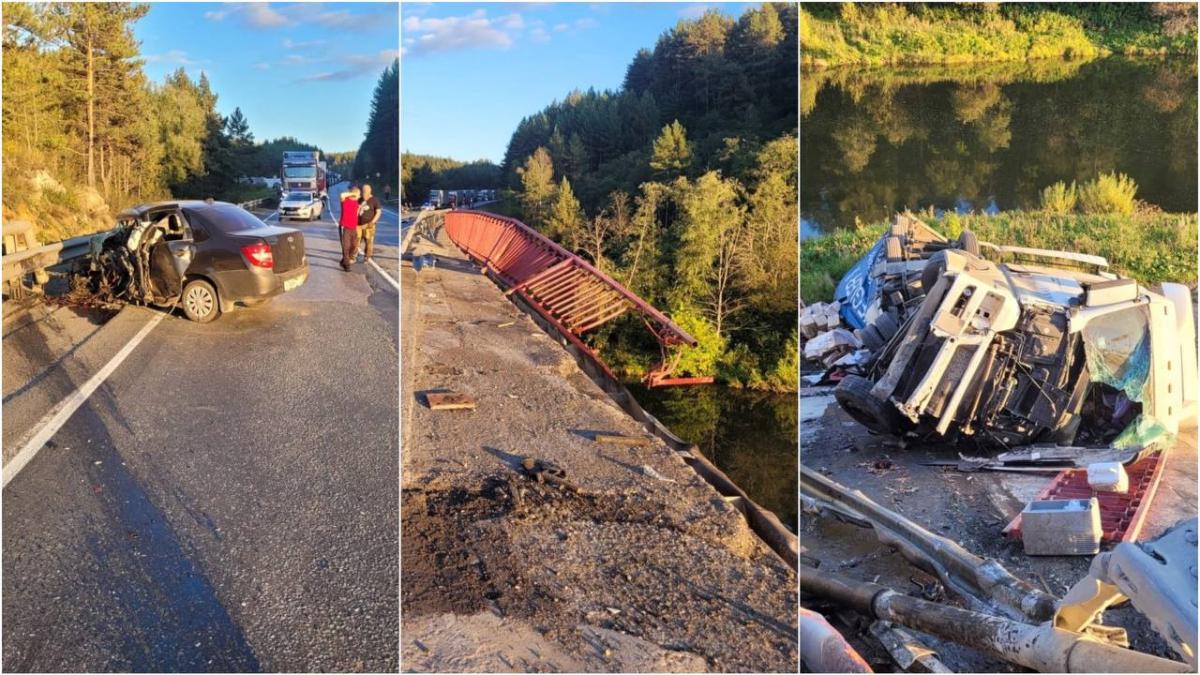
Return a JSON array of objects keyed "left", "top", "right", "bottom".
[
  {"left": 801, "top": 57, "right": 1198, "bottom": 234},
  {"left": 629, "top": 384, "right": 797, "bottom": 530}
]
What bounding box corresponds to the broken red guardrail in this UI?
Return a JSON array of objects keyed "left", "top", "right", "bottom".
[
  {"left": 1004, "top": 450, "right": 1167, "bottom": 542},
  {"left": 442, "top": 210, "right": 712, "bottom": 387}
]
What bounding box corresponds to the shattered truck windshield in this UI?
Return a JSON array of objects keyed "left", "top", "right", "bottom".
[{"left": 1080, "top": 305, "right": 1167, "bottom": 448}]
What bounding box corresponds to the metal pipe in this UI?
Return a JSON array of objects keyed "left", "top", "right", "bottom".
[
  {"left": 801, "top": 464, "right": 1058, "bottom": 622},
  {"left": 801, "top": 565, "right": 1190, "bottom": 673}
]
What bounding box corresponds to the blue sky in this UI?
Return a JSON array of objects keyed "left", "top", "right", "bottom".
[
  {"left": 136, "top": 2, "right": 398, "bottom": 153},
  {"left": 401, "top": 2, "right": 757, "bottom": 163}
]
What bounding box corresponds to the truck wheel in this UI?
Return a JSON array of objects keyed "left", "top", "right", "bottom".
[
  {"left": 860, "top": 324, "right": 885, "bottom": 351},
  {"left": 874, "top": 311, "right": 900, "bottom": 342},
  {"left": 921, "top": 250, "right": 948, "bottom": 295},
  {"left": 835, "top": 374, "right": 902, "bottom": 436},
  {"left": 181, "top": 279, "right": 220, "bottom": 323}
]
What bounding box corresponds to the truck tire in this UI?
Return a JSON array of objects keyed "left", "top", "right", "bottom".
[
  {"left": 836, "top": 374, "right": 902, "bottom": 436},
  {"left": 181, "top": 279, "right": 220, "bottom": 323},
  {"left": 874, "top": 311, "right": 900, "bottom": 342},
  {"left": 860, "top": 324, "right": 885, "bottom": 351},
  {"left": 921, "top": 250, "right": 948, "bottom": 295},
  {"left": 958, "top": 230, "right": 980, "bottom": 256}
]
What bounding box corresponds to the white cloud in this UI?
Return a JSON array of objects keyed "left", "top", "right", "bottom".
[
  {"left": 205, "top": 3, "right": 390, "bottom": 32},
  {"left": 282, "top": 38, "right": 327, "bottom": 50},
  {"left": 575, "top": 17, "right": 598, "bottom": 30},
  {"left": 553, "top": 23, "right": 569, "bottom": 32},
  {"left": 294, "top": 50, "right": 398, "bottom": 83},
  {"left": 144, "top": 50, "right": 205, "bottom": 66},
  {"left": 254, "top": 62, "right": 271, "bottom": 71},
  {"left": 403, "top": 10, "right": 516, "bottom": 57},
  {"left": 529, "top": 27, "right": 550, "bottom": 43}
]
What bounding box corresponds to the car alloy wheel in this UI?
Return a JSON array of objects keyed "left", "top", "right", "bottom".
[{"left": 182, "top": 280, "right": 220, "bottom": 323}]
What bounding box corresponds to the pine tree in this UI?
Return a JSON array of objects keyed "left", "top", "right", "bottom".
[
  {"left": 517, "top": 147, "right": 556, "bottom": 227},
  {"left": 546, "top": 176, "right": 585, "bottom": 248},
  {"left": 650, "top": 120, "right": 692, "bottom": 177}
]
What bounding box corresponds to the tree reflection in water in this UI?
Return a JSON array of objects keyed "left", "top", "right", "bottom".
[{"left": 802, "top": 57, "right": 1198, "bottom": 232}]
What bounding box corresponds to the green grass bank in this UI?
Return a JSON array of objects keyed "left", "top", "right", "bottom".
[
  {"left": 801, "top": 209, "right": 1199, "bottom": 303},
  {"left": 801, "top": 3, "right": 1197, "bottom": 68}
]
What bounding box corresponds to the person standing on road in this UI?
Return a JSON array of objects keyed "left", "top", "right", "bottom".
[
  {"left": 358, "top": 184, "right": 382, "bottom": 263},
  {"left": 338, "top": 186, "right": 360, "bottom": 271},
  {"left": 383, "top": 184, "right": 392, "bottom": 203}
]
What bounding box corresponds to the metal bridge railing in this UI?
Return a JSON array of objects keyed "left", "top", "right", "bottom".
[{"left": 443, "top": 209, "right": 710, "bottom": 386}]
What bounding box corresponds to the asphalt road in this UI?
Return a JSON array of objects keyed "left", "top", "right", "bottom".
[{"left": 2, "top": 195, "right": 399, "bottom": 672}]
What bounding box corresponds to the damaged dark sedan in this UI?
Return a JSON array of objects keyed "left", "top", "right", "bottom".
[{"left": 69, "top": 200, "right": 308, "bottom": 322}]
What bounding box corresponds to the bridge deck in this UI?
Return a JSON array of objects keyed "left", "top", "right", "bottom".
[{"left": 400, "top": 223, "right": 797, "bottom": 672}]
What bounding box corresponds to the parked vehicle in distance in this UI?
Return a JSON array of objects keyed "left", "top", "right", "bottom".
[
  {"left": 278, "top": 191, "right": 323, "bottom": 221},
  {"left": 72, "top": 200, "right": 309, "bottom": 323},
  {"left": 281, "top": 151, "right": 327, "bottom": 199}
]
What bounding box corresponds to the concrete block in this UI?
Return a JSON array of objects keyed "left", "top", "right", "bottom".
[{"left": 1087, "top": 462, "right": 1129, "bottom": 493}]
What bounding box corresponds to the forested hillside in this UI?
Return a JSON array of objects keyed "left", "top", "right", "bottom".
[
  {"left": 501, "top": 3, "right": 798, "bottom": 391},
  {"left": 400, "top": 153, "right": 501, "bottom": 203},
  {"left": 1, "top": 3, "right": 353, "bottom": 243}
]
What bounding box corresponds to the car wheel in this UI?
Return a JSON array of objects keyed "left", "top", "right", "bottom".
[
  {"left": 860, "top": 324, "right": 885, "bottom": 351},
  {"left": 181, "top": 279, "right": 220, "bottom": 323},
  {"left": 835, "top": 374, "right": 903, "bottom": 436}
]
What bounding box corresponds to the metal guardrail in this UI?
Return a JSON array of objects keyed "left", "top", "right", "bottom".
[
  {"left": 2, "top": 198, "right": 272, "bottom": 299},
  {"left": 443, "top": 209, "right": 708, "bottom": 386}
]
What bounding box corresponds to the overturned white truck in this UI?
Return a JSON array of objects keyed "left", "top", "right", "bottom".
[{"left": 835, "top": 214, "right": 1198, "bottom": 448}]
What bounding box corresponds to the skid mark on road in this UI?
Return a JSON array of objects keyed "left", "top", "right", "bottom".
[{"left": 3, "top": 310, "right": 165, "bottom": 489}]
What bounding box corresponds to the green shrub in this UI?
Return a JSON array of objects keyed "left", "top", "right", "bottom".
[
  {"left": 1040, "top": 180, "right": 1078, "bottom": 214},
  {"left": 1079, "top": 172, "right": 1138, "bottom": 215}
]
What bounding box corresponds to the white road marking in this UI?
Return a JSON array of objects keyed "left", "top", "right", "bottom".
[
  {"left": 3, "top": 311, "right": 167, "bottom": 489},
  {"left": 368, "top": 258, "right": 400, "bottom": 292}
]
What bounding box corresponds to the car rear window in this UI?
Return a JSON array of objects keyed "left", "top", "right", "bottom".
[{"left": 184, "top": 204, "right": 267, "bottom": 234}]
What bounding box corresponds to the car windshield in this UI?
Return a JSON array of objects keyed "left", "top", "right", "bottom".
[
  {"left": 286, "top": 192, "right": 311, "bottom": 201},
  {"left": 284, "top": 167, "right": 316, "bottom": 178}
]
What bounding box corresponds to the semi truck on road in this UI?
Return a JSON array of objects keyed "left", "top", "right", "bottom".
[{"left": 281, "top": 151, "right": 327, "bottom": 199}]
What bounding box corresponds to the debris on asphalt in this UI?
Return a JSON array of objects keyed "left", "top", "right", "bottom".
[
  {"left": 639, "top": 465, "right": 675, "bottom": 483},
  {"left": 426, "top": 391, "right": 477, "bottom": 410},
  {"left": 592, "top": 433, "right": 653, "bottom": 447},
  {"left": 868, "top": 620, "right": 951, "bottom": 674},
  {"left": 803, "top": 327, "right": 861, "bottom": 367}
]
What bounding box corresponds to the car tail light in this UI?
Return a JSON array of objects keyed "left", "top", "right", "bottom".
[{"left": 242, "top": 241, "right": 274, "bottom": 269}]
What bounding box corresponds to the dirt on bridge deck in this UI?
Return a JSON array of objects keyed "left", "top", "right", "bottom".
[{"left": 400, "top": 226, "right": 798, "bottom": 673}]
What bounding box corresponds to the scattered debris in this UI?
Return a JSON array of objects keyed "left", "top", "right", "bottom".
[
  {"left": 639, "top": 465, "right": 675, "bottom": 483},
  {"left": 800, "top": 301, "right": 843, "bottom": 339},
  {"left": 592, "top": 434, "right": 653, "bottom": 447},
  {"left": 519, "top": 456, "right": 578, "bottom": 492},
  {"left": 1087, "top": 461, "right": 1130, "bottom": 493},
  {"left": 426, "top": 392, "right": 477, "bottom": 411},
  {"left": 497, "top": 321, "right": 515, "bottom": 328},
  {"left": 1005, "top": 450, "right": 1167, "bottom": 543},
  {"left": 803, "top": 328, "right": 861, "bottom": 367},
  {"left": 1056, "top": 518, "right": 1198, "bottom": 667},
  {"left": 801, "top": 564, "right": 1190, "bottom": 673},
  {"left": 868, "top": 621, "right": 951, "bottom": 673},
  {"left": 1020, "top": 498, "right": 1102, "bottom": 556}
]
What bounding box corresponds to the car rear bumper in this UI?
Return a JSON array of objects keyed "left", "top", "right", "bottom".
[{"left": 211, "top": 262, "right": 309, "bottom": 309}]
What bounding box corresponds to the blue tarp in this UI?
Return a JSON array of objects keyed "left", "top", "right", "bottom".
[{"left": 834, "top": 237, "right": 885, "bottom": 330}]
